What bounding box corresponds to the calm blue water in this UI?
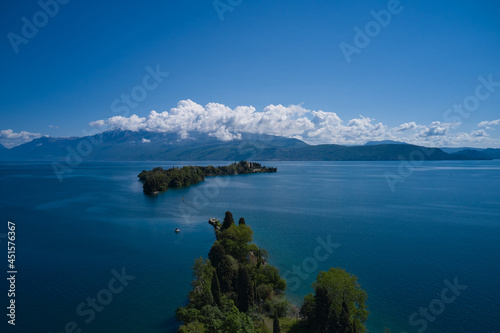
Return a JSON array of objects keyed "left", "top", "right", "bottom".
[{"left": 0, "top": 161, "right": 499, "bottom": 333}]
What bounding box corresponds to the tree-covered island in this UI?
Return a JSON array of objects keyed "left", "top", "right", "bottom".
[
  {"left": 176, "top": 211, "right": 369, "bottom": 333},
  {"left": 138, "top": 161, "right": 277, "bottom": 194}
]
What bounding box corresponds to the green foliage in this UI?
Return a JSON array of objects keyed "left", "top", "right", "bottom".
[
  {"left": 237, "top": 266, "right": 254, "bottom": 312},
  {"left": 222, "top": 211, "right": 235, "bottom": 230},
  {"left": 273, "top": 317, "right": 281, "bottom": 333},
  {"left": 256, "top": 284, "right": 273, "bottom": 301},
  {"left": 239, "top": 217, "right": 246, "bottom": 225},
  {"left": 217, "top": 255, "right": 238, "bottom": 294},
  {"left": 255, "top": 265, "right": 286, "bottom": 292},
  {"left": 188, "top": 258, "right": 215, "bottom": 308},
  {"left": 178, "top": 321, "right": 206, "bottom": 333},
  {"left": 218, "top": 224, "right": 254, "bottom": 261},
  {"left": 211, "top": 271, "right": 222, "bottom": 306},
  {"left": 301, "top": 268, "right": 368, "bottom": 333},
  {"left": 138, "top": 161, "right": 277, "bottom": 194},
  {"left": 179, "top": 213, "right": 372, "bottom": 333},
  {"left": 265, "top": 296, "right": 290, "bottom": 319},
  {"left": 208, "top": 242, "right": 226, "bottom": 269},
  {"left": 176, "top": 307, "right": 201, "bottom": 324},
  {"left": 177, "top": 213, "right": 284, "bottom": 332}
]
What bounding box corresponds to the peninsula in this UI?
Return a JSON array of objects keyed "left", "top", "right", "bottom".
[
  {"left": 176, "top": 211, "right": 369, "bottom": 332},
  {"left": 138, "top": 161, "right": 277, "bottom": 194}
]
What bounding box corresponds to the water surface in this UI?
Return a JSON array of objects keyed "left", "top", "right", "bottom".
[{"left": 0, "top": 160, "right": 499, "bottom": 332}]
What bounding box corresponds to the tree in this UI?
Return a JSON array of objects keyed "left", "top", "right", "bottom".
[
  {"left": 211, "top": 271, "right": 222, "bottom": 306},
  {"left": 301, "top": 268, "right": 368, "bottom": 333},
  {"left": 216, "top": 255, "right": 237, "bottom": 293},
  {"left": 188, "top": 258, "right": 214, "bottom": 308},
  {"left": 273, "top": 317, "right": 281, "bottom": 333},
  {"left": 264, "top": 296, "right": 289, "bottom": 333},
  {"left": 222, "top": 211, "right": 235, "bottom": 230},
  {"left": 238, "top": 217, "right": 246, "bottom": 225},
  {"left": 178, "top": 321, "right": 206, "bottom": 333},
  {"left": 208, "top": 242, "right": 226, "bottom": 269},
  {"left": 218, "top": 225, "right": 253, "bottom": 261},
  {"left": 314, "top": 286, "right": 334, "bottom": 332},
  {"left": 237, "top": 266, "right": 254, "bottom": 312}
]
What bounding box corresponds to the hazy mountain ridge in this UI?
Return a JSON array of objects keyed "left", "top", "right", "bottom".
[
  {"left": 0, "top": 130, "right": 496, "bottom": 161},
  {"left": 364, "top": 140, "right": 409, "bottom": 146}
]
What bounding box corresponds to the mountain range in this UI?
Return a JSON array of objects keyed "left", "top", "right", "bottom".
[{"left": 0, "top": 130, "right": 498, "bottom": 161}]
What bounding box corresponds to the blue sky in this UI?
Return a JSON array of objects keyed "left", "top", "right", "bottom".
[{"left": 1, "top": 0, "right": 499, "bottom": 147}]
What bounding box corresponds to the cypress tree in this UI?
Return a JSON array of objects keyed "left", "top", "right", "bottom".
[
  {"left": 217, "top": 256, "right": 235, "bottom": 293},
  {"left": 211, "top": 271, "right": 222, "bottom": 306},
  {"left": 314, "top": 287, "right": 332, "bottom": 332},
  {"left": 208, "top": 242, "right": 225, "bottom": 269},
  {"left": 237, "top": 266, "right": 253, "bottom": 312},
  {"left": 222, "top": 211, "right": 235, "bottom": 230},
  {"left": 238, "top": 217, "right": 246, "bottom": 225},
  {"left": 273, "top": 317, "right": 281, "bottom": 333}
]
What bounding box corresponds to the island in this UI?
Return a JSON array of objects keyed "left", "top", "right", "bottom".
[
  {"left": 176, "top": 211, "right": 370, "bottom": 333},
  {"left": 138, "top": 161, "right": 277, "bottom": 194}
]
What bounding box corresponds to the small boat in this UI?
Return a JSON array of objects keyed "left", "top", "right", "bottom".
[{"left": 175, "top": 228, "right": 181, "bottom": 233}]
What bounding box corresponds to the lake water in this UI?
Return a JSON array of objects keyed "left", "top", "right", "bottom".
[{"left": 0, "top": 161, "right": 499, "bottom": 332}]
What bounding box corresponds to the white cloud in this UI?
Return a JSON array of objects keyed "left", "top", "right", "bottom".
[
  {"left": 0, "top": 129, "right": 43, "bottom": 148},
  {"left": 141, "top": 138, "right": 151, "bottom": 143},
  {"left": 89, "top": 99, "right": 500, "bottom": 148},
  {"left": 88, "top": 120, "right": 106, "bottom": 127},
  {"left": 478, "top": 119, "right": 500, "bottom": 128},
  {"left": 419, "top": 121, "right": 458, "bottom": 137},
  {"left": 471, "top": 130, "right": 488, "bottom": 137},
  {"left": 395, "top": 122, "right": 418, "bottom": 132}
]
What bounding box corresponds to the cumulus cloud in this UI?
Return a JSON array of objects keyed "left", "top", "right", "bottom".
[
  {"left": 88, "top": 120, "right": 106, "bottom": 128},
  {"left": 141, "top": 138, "right": 151, "bottom": 143},
  {"left": 89, "top": 99, "right": 500, "bottom": 148},
  {"left": 471, "top": 130, "right": 488, "bottom": 137},
  {"left": 0, "top": 129, "right": 43, "bottom": 148},
  {"left": 419, "top": 121, "right": 458, "bottom": 137},
  {"left": 395, "top": 122, "right": 418, "bottom": 132},
  {"left": 478, "top": 119, "right": 500, "bottom": 128}
]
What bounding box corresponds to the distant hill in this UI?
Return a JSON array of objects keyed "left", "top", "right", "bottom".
[
  {"left": 447, "top": 148, "right": 500, "bottom": 160},
  {"left": 364, "top": 140, "right": 408, "bottom": 146},
  {"left": 441, "top": 147, "right": 484, "bottom": 154},
  {"left": 258, "top": 144, "right": 476, "bottom": 161},
  {"left": 0, "top": 130, "right": 493, "bottom": 161},
  {"left": 481, "top": 148, "right": 500, "bottom": 159},
  {"left": 0, "top": 144, "right": 7, "bottom": 151},
  {"left": 450, "top": 149, "right": 491, "bottom": 160}
]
